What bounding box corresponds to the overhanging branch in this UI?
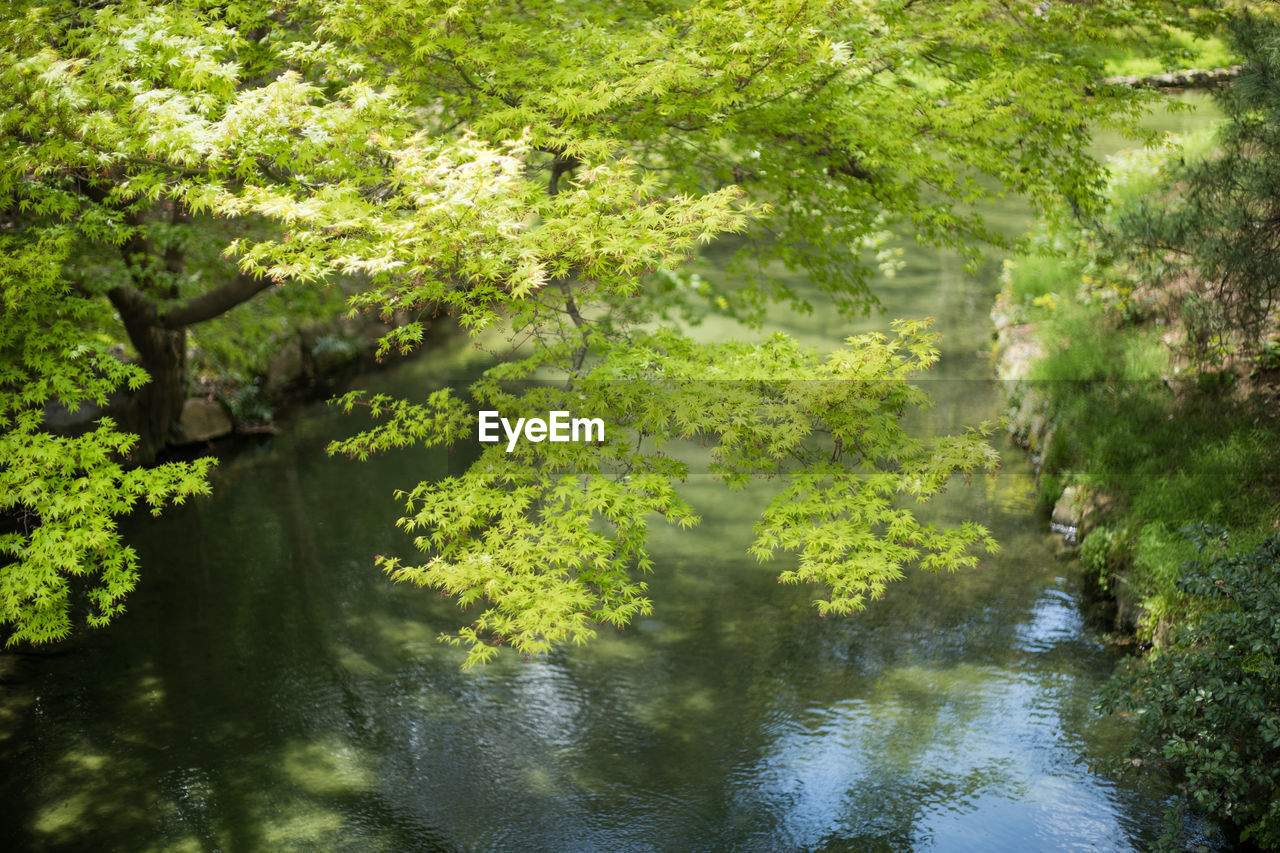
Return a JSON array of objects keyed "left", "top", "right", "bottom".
[{"left": 158, "top": 272, "right": 276, "bottom": 329}]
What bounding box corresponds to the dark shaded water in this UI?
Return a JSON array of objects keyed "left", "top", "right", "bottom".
[{"left": 1, "top": 97, "right": 1220, "bottom": 851}]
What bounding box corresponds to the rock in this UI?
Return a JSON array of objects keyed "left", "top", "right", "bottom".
[
  {"left": 174, "top": 398, "right": 232, "bottom": 444},
  {"left": 1027, "top": 413, "right": 1048, "bottom": 450},
  {"left": 310, "top": 333, "right": 360, "bottom": 373},
  {"left": 42, "top": 399, "right": 105, "bottom": 436},
  {"left": 266, "top": 340, "right": 304, "bottom": 391},
  {"left": 1112, "top": 573, "right": 1145, "bottom": 635},
  {"left": 1051, "top": 485, "right": 1081, "bottom": 528}
]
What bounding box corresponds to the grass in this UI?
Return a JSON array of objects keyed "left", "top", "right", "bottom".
[
  {"left": 1101, "top": 32, "right": 1236, "bottom": 77},
  {"left": 1001, "top": 123, "right": 1280, "bottom": 641},
  {"left": 1003, "top": 251, "right": 1080, "bottom": 305},
  {"left": 1043, "top": 376, "right": 1277, "bottom": 637}
]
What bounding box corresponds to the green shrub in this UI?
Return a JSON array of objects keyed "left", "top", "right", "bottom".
[
  {"left": 1036, "top": 470, "right": 1063, "bottom": 515},
  {"left": 1254, "top": 334, "right": 1280, "bottom": 374},
  {"left": 1102, "top": 531, "right": 1280, "bottom": 850},
  {"left": 1029, "top": 301, "right": 1167, "bottom": 384},
  {"left": 1080, "top": 525, "right": 1131, "bottom": 591}
]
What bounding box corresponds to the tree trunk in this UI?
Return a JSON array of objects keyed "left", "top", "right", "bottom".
[
  {"left": 75, "top": 201, "right": 277, "bottom": 462},
  {"left": 102, "top": 261, "right": 277, "bottom": 460},
  {"left": 132, "top": 325, "right": 186, "bottom": 461},
  {"left": 107, "top": 288, "right": 187, "bottom": 462}
]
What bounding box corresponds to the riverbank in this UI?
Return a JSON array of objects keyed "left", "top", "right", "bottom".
[
  {"left": 991, "top": 112, "right": 1280, "bottom": 847},
  {"left": 44, "top": 305, "right": 460, "bottom": 451},
  {"left": 175, "top": 310, "right": 459, "bottom": 444},
  {"left": 991, "top": 136, "right": 1280, "bottom": 645}
]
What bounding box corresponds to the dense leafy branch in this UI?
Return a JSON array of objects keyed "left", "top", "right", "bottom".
[
  {"left": 0, "top": 0, "right": 1226, "bottom": 651},
  {"left": 330, "top": 322, "right": 999, "bottom": 667}
]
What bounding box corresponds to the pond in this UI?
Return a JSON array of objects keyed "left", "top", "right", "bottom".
[{"left": 0, "top": 95, "right": 1220, "bottom": 851}]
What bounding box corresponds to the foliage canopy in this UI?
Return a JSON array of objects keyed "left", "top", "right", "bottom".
[
  {"left": 1117, "top": 11, "right": 1280, "bottom": 362},
  {"left": 1, "top": 0, "right": 1223, "bottom": 654}
]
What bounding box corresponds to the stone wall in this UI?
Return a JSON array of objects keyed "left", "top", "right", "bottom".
[
  {"left": 990, "top": 294, "right": 1141, "bottom": 634},
  {"left": 1102, "top": 65, "right": 1242, "bottom": 90}
]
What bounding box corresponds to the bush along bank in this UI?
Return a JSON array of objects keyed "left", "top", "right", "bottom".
[{"left": 993, "top": 103, "right": 1280, "bottom": 845}]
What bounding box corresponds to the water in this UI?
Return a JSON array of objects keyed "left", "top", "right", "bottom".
[
  {"left": 0, "top": 429, "right": 1154, "bottom": 851},
  {"left": 1, "top": 97, "right": 1219, "bottom": 851}
]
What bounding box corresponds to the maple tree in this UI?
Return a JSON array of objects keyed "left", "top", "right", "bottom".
[{"left": 1, "top": 0, "right": 1221, "bottom": 655}]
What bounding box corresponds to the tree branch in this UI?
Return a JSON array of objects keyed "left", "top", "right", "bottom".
[
  {"left": 158, "top": 272, "right": 276, "bottom": 329},
  {"left": 548, "top": 153, "right": 580, "bottom": 196},
  {"left": 106, "top": 282, "right": 159, "bottom": 327}
]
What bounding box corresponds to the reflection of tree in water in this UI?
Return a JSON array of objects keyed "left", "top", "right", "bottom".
[
  {"left": 350, "top": 550, "right": 1097, "bottom": 848},
  {"left": 0, "top": 441, "right": 458, "bottom": 851}
]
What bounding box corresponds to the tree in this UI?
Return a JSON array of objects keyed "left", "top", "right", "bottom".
[
  {"left": 1117, "top": 10, "right": 1280, "bottom": 364},
  {"left": 1, "top": 0, "right": 1222, "bottom": 654}
]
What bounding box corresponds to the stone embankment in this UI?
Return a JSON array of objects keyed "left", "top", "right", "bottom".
[
  {"left": 990, "top": 297, "right": 1143, "bottom": 635},
  {"left": 990, "top": 295, "right": 1055, "bottom": 495},
  {"left": 1103, "top": 65, "right": 1242, "bottom": 90},
  {"left": 172, "top": 312, "right": 450, "bottom": 445}
]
